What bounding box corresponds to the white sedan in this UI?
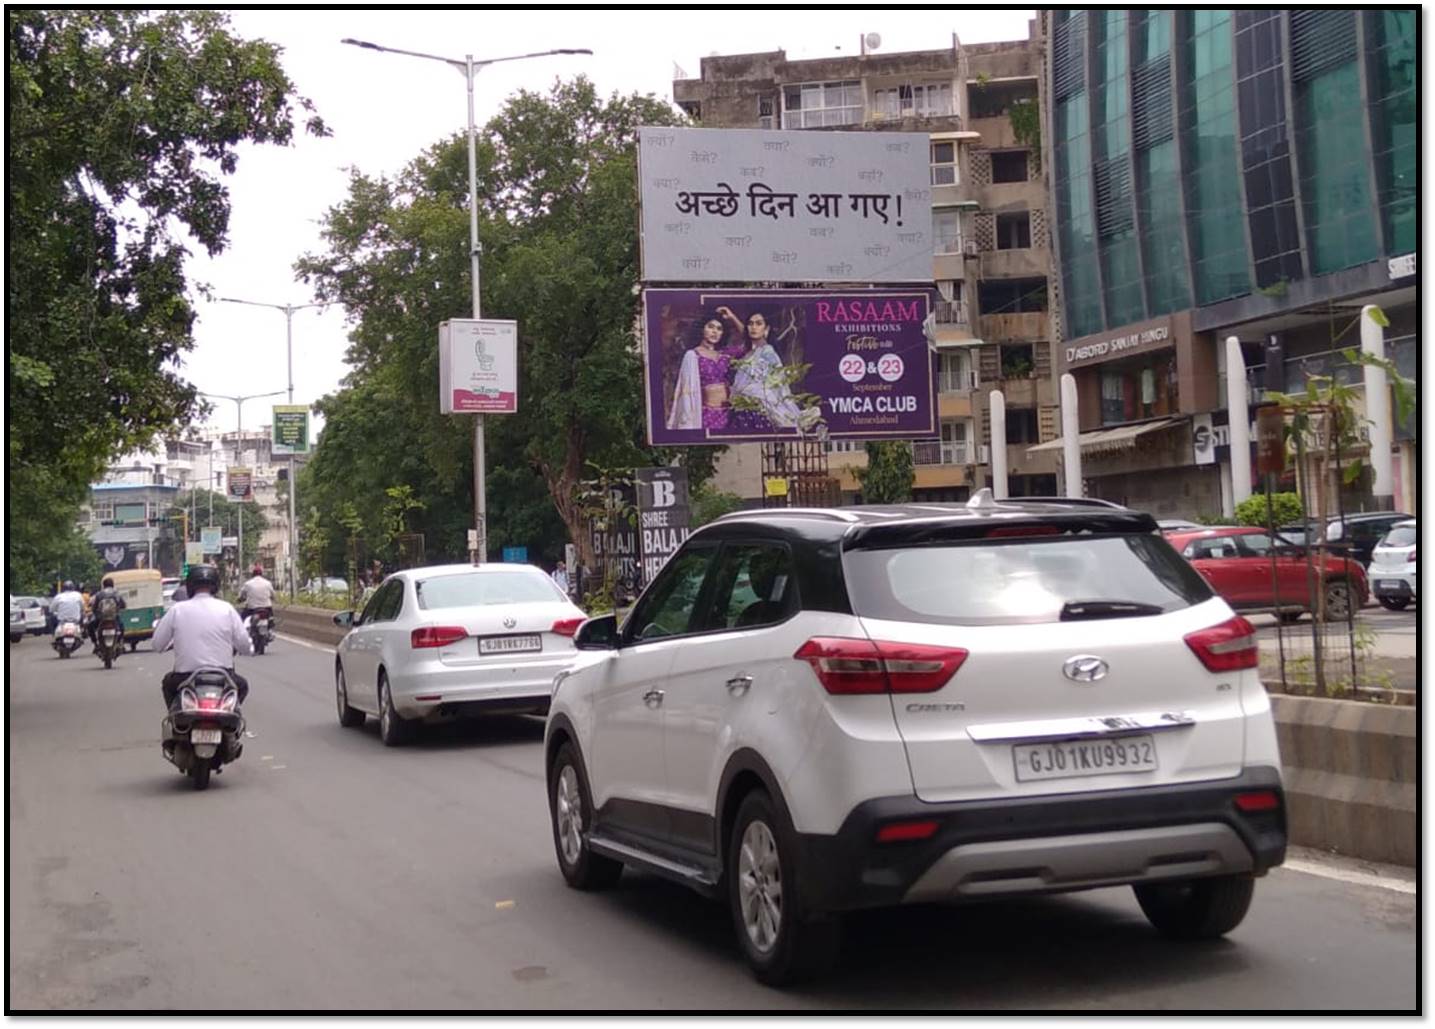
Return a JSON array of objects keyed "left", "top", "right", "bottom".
[{"left": 332, "top": 563, "right": 588, "bottom": 745}]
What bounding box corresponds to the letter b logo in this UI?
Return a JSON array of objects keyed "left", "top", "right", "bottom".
[{"left": 652, "top": 481, "right": 677, "bottom": 508}]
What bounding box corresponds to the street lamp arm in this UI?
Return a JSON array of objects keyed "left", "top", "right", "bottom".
[
  {"left": 473, "top": 47, "right": 594, "bottom": 68},
  {"left": 340, "top": 38, "right": 464, "bottom": 70},
  {"left": 219, "top": 297, "right": 323, "bottom": 314}
]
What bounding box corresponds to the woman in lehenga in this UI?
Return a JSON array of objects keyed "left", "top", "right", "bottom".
[
  {"left": 666, "top": 310, "right": 736, "bottom": 431},
  {"left": 714, "top": 305, "right": 805, "bottom": 434}
]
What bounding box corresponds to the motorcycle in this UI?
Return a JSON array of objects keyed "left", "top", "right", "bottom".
[
  {"left": 52, "top": 619, "right": 84, "bottom": 658},
  {"left": 161, "top": 668, "right": 245, "bottom": 790},
  {"left": 93, "top": 618, "right": 125, "bottom": 669},
  {"left": 246, "top": 608, "right": 275, "bottom": 655}
]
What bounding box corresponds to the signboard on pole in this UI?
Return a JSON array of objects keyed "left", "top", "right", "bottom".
[
  {"left": 637, "top": 126, "right": 934, "bottom": 283},
  {"left": 643, "top": 288, "right": 937, "bottom": 446},
  {"left": 501, "top": 546, "right": 528, "bottom": 563},
  {"left": 227, "top": 467, "right": 253, "bottom": 501},
  {"left": 439, "top": 319, "right": 518, "bottom": 414},
  {"left": 185, "top": 542, "right": 206, "bottom": 566},
  {"left": 272, "top": 405, "right": 311, "bottom": 455},
  {"left": 201, "top": 527, "right": 222, "bottom": 553},
  {"left": 635, "top": 467, "right": 692, "bottom": 584},
  {"left": 1255, "top": 405, "right": 1286, "bottom": 475}
]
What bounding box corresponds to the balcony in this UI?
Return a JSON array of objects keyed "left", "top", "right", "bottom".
[
  {"left": 913, "top": 441, "right": 987, "bottom": 467},
  {"left": 937, "top": 366, "right": 978, "bottom": 394},
  {"left": 934, "top": 299, "right": 969, "bottom": 327}
]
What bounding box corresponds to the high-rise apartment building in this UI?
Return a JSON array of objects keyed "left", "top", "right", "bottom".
[
  {"left": 1040, "top": 10, "right": 1416, "bottom": 516},
  {"left": 672, "top": 21, "right": 1061, "bottom": 503}
]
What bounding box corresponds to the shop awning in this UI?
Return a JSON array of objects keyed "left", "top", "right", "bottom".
[{"left": 1026, "top": 418, "right": 1180, "bottom": 455}]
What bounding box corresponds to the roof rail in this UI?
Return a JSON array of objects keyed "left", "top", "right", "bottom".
[
  {"left": 711, "top": 507, "right": 863, "bottom": 524},
  {"left": 1010, "top": 495, "right": 1128, "bottom": 510}
]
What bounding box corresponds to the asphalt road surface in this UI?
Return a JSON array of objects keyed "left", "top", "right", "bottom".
[{"left": 7, "top": 634, "right": 1418, "bottom": 1011}]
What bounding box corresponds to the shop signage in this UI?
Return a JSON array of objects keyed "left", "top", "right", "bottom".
[
  {"left": 1064, "top": 319, "right": 1173, "bottom": 370},
  {"left": 1255, "top": 405, "right": 1286, "bottom": 475},
  {"left": 1388, "top": 252, "right": 1416, "bottom": 280},
  {"left": 635, "top": 467, "right": 692, "bottom": 585}
]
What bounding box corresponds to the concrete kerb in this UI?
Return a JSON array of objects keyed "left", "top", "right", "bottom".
[{"left": 271, "top": 604, "right": 1416, "bottom": 868}]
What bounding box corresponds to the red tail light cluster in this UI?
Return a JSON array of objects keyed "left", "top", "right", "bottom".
[
  {"left": 550, "top": 618, "right": 585, "bottom": 638},
  {"left": 1233, "top": 790, "right": 1281, "bottom": 813},
  {"left": 411, "top": 626, "right": 468, "bottom": 649},
  {"left": 1184, "top": 616, "right": 1259, "bottom": 672},
  {"left": 794, "top": 637, "right": 968, "bottom": 695}
]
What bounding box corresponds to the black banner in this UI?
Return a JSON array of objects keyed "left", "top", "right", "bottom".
[{"left": 636, "top": 467, "right": 692, "bottom": 585}]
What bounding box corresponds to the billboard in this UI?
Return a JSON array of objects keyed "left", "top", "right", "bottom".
[
  {"left": 201, "top": 526, "right": 222, "bottom": 553},
  {"left": 635, "top": 467, "right": 692, "bottom": 584},
  {"left": 439, "top": 318, "right": 518, "bottom": 414},
  {"left": 227, "top": 467, "right": 253, "bottom": 501},
  {"left": 272, "top": 405, "right": 311, "bottom": 455},
  {"left": 638, "top": 126, "right": 934, "bottom": 284},
  {"left": 643, "top": 288, "right": 937, "bottom": 446}
]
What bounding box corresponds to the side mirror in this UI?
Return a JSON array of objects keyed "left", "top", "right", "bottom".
[
  {"left": 332, "top": 610, "right": 354, "bottom": 628},
  {"left": 574, "top": 613, "right": 620, "bottom": 651}
]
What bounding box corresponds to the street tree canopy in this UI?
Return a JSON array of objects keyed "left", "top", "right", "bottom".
[{"left": 7, "top": 9, "right": 324, "bottom": 590}]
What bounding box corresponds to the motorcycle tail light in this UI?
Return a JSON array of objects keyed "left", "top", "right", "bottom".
[
  {"left": 179, "top": 687, "right": 199, "bottom": 712},
  {"left": 220, "top": 691, "right": 239, "bottom": 713}
]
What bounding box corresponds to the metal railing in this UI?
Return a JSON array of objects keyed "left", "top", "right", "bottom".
[
  {"left": 934, "top": 299, "right": 968, "bottom": 325},
  {"left": 937, "top": 367, "right": 979, "bottom": 393},
  {"left": 912, "top": 441, "right": 984, "bottom": 466}
]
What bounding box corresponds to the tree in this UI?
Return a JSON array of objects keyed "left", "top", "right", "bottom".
[
  {"left": 8, "top": 10, "right": 325, "bottom": 582},
  {"left": 854, "top": 442, "right": 915, "bottom": 504},
  {"left": 170, "top": 489, "right": 269, "bottom": 568},
  {"left": 1234, "top": 492, "right": 1303, "bottom": 530},
  {"left": 7, "top": 523, "right": 102, "bottom": 596},
  {"left": 296, "top": 78, "right": 687, "bottom": 568}
]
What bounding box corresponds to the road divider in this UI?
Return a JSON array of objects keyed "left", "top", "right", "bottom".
[{"left": 274, "top": 604, "right": 348, "bottom": 647}]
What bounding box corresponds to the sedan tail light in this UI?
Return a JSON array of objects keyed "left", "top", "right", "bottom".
[
  {"left": 411, "top": 626, "right": 469, "bottom": 649},
  {"left": 1184, "top": 616, "right": 1259, "bottom": 672},
  {"left": 550, "top": 618, "right": 585, "bottom": 638},
  {"left": 793, "top": 637, "right": 968, "bottom": 695},
  {"left": 1408, "top": 548, "right": 1417, "bottom": 563}
]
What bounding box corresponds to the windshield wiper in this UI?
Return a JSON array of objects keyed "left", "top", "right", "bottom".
[{"left": 1059, "top": 600, "right": 1165, "bottom": 621}]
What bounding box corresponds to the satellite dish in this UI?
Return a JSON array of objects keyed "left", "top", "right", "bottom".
[{"left": 864, "top": 32, "right": 882, "bottom": 51}]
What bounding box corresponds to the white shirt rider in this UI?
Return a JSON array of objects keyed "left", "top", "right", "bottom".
[
  {"left": 239, "top": 574, "right": 276, "bottom": 611},
  {"left": 151, "top": 591, "right": 253, "bottom": 673},
  {"left": 51, "top": 590, "right": 85, "bottom": 624}
]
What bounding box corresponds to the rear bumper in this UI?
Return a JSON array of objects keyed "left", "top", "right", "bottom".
[
  {"left": 793, "top": 766, "right": 1286, "bottom": 914},
  {"left": 1370, "top": 572, "right": 1416, "bottom": 598},
  {"left": 388, "top": 663, "right": 566, "bottom": 718}
]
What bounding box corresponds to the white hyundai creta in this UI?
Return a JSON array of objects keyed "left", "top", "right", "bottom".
[{"left": 544, "top": 492, "right": 1286, "bottom": 984}]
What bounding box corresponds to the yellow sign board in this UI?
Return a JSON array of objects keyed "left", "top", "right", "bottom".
[{"left": 763, "top": 477, "right": 789, "bottom": 498}]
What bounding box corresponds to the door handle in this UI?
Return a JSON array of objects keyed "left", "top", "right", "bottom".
[
  {"left": 725, "top": 675, "right": 753, "bottom": 696},
  {"left": 643, "top": 688, "right": 665, "bottom": 708}
]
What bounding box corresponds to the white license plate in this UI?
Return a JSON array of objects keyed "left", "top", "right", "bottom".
[
  {"left": 479, "top": 634, "right": 542, "bottom": 655},
  {"left": 1013, "top": 734, "right": 1157, "bottom": 782},
  {"left": 1378, "top": 580, "right": 1404, "bottom": 590},
  {"left": 191, "top": 728, "right": 223, "bottom": 744}
]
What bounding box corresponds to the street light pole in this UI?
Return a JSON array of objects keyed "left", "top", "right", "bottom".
[
  {"left": 201, "top": 389, "right": 285, "bottom": 582},
  {"left": 220, "top": 297, "right": 320, "bottom": 600},
  {"left": 340, "top": 38, "right": 591, "bottom": 564}
]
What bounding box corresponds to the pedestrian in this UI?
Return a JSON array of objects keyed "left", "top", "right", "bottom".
[{"left": 550, "top": 562, "right": 570, "bottom": 596}]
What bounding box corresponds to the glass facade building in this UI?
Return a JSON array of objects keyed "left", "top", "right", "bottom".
[{"left": 1049, "top": 9, "right": 1417, "bottom": 338}]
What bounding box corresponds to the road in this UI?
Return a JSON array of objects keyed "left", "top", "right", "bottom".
[{"left": 7, "top": 634, "right": 1418, "bottom": 1011}]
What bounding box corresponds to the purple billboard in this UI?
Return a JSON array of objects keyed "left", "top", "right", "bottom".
[{"left": 644, "top": 288, "right": 937, "bottom": 446}]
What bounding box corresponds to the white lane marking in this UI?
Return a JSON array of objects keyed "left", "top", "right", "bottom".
[
  {"left": 275, "top": 633, "right": 335, "bottom": 654},
  {"left": 1281, "top": 857, "right": 1416, "bottom": 895}
]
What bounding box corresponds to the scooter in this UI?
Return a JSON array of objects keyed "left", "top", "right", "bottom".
[
  {"left": 161, "top": 668, "right": 246, "bottom": 791},
  {"left": 52, "top": 619, "right": 84, "bottom": 658},
  {"left": 93, "top": 618, "right": 125, "bottom": 669},
  {"left": 246, "top": 608, "right": 275, "bottom": 655}
]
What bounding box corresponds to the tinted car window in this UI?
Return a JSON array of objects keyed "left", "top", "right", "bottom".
[
  {"left": 1184, "top": 535, "right": 1241, "bottom": 560},
  {"left": 844, "top": 535, "right": 1211, "bottom": 626},
  {"left": 416, "top": 571, "right": 562, "bottom": 610},
  {"left": 358, "top": 584, "right": 388, "bottom": 625},
  {"left": 377, "top": 579, "right": 405, "bottom": 621},
  {"left": 627, "top": 547, "right": 716, "bottom": 641},
  {"left": 703, "top": 544, "right": 797, "bottom": 632}
]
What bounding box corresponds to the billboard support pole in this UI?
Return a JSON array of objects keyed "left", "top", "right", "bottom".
[{"left": 988, "top": 390, "right": 1008, "bottom": 500}]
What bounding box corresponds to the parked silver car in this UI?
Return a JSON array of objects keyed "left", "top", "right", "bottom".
[{"left": 332, "top": 563, "right": 589, "bottom": 745}]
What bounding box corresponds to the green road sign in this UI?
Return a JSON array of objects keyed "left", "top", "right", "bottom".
[{"left": 272, "top": 405, "right": 310, "bottom": 455}]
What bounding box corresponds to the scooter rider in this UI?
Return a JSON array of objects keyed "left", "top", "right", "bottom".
[
  {"left": 87, "top": 576, "right": 127, "bottom": 644},
  {"left": 51, "top": 581, "right": 85, "bottom": 628},
  {"left": 238, "top": 563, "right": 275, "bottom": 625},
  {"left": 152, "top": 564, "right": 252, "bottom": 710}
]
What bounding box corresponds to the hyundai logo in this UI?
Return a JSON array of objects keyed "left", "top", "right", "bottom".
[{"left": 1063, "top": 655, "right": 1108, "bottom": 683}]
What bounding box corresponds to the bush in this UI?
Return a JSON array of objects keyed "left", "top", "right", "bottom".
[{"left": 1234, "top": 492, "right": 1304, "bottom": 529}]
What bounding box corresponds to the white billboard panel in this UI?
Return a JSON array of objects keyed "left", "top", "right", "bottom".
[
  {"left": 638, "top": 126, "right": 934, "bottom": 284},
  {"left": 439, "top": 319, "right": 518, "bottom": 414}
]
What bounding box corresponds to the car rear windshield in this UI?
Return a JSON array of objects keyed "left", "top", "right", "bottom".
[
  {"left": 416, "top": 571, "right": 564, "bottom": 610},
  {"left": 1381, "top": 526, "right": 1417, "bottom": 548},
  {"left": 843, "top": 534, "right": 1212, "bottom": 626}
]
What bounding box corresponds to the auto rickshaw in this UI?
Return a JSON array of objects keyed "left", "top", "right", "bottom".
[{"left": 108, "top": 568, "right": 165, "bottom": 651}]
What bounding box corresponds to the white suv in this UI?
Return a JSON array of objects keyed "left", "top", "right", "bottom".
[{"left": 544, "top": 493, "right": 1286, "bottom": 984}]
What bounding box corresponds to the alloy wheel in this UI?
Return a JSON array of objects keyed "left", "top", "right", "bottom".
[
  {"left": 555, "top": 764, "right": 584, "bottom": 867},
  {"left": 737, "top": 819, "right": 783, "bottom": 954}
]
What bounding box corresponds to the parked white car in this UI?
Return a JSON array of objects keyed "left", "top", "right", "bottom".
[
  {"left": 9, "top": 596, "right": 24, "bottom": 643},
  {"left": 332, "top": 563, "right": 588, "bottom": 745},
  {"left": 12, "top": 596, "right": 48, "bottom": 635},
  {"left": 545, "top": 491, "right": 1287, "bottom": 984},
  {"left": 1369, "top": 519, "right": 1417, "bottom": 610}
]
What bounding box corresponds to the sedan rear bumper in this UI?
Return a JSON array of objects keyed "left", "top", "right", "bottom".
[
  {"left": 388, "top": 662, "right": 569, "bottom": 718},
  {"left": 1370, "top": 571, "right": 1416, "bottom": 598}
]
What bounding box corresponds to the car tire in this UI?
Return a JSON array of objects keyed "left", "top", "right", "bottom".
[
  {"left": 1321, "top": 580, "right": 1353, "bottom": 621},
  {"left": 336, "top": 662, "right": 365, "bottom": 728},
  {"left": 727, "top": 790, "right": 841, "bottom": 986},
  {"left": 1277, "top": 611, "right": 1303, "bottom": 625},
  {"left": 1377, "top": 596, "right": 1410, "bottom": 611},
  {"left": 377, "top": 673, "right": 413, "bottom": 747},
  {"left": 1134, "top": 873, "right": 1255, "bottom": 940},
  {"left": 548, "top": 743, "right": 622, "bottom": 891}
]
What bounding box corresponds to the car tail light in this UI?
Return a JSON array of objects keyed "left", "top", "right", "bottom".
[
  {"left": 411, "top": 626, "right": 468, "bottom": 649},
  {"left": 793, "top": 638, "right": 968, "bottom": 695},
  {"left": 1408, "top": 548, "right": 1417, "bottom": 563},
  {"left": 1184, "top": 616, "right": 1259, "bottom": 672},
  {"left": 875, "top": 819, "right": 941, "bottom": 843},
  {"left": 1233, "top": 790, "right": 1280, "bottom": 813},
  {"left": 550, "top": 618, "right": 584, "bottom": 638}
]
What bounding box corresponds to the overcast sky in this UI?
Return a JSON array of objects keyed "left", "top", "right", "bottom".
[{"left": 182, "top": 8, "right": 1036, "bottom": 435}]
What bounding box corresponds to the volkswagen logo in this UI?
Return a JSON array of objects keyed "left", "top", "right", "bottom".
[
  {"left": 502, "top": 616, "right": 517, "bottom": 629},
  {"left": 1063, "top": 655, "right": 1108, "bottom": 683}
]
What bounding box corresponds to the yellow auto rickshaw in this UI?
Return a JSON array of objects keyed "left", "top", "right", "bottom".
[{"left": 108, "top": 568, "right": 165, "bottom": 650}]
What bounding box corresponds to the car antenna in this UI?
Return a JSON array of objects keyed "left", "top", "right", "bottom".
[{"left": 966, "top": 488, "right": 999, "bottom": 511}]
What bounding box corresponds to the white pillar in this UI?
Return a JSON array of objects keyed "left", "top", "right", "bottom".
[
  {"left": 1060, "top": 373, "right": 1081, "bottom": 498},
  {"left": 1225, "top": 336, "right": 1252, "bottom": 508},
  {"left": 1360, "top": 305, "right": 1394, "bottom": 506},
  {"left": 988, "top": 391, "right": 1008, "bottom": 499}
]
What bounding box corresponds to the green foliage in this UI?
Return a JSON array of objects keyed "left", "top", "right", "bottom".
[
  {"left": 7, "top": 520, "right": 103, "bottom": 595},
  {"left": 1008, "top": 98, "right": 1041, "bottom": 173},
  {"left": 1192, "top": 512, "right": 1231, "bottom": 526},
  {"left": 855, "top": 442, "right": 915, "bottom": 504},
  {"left": 296, "top": 78, "right": 684, "bottom": 567},
  {"left": 1234, "top": 492, "right": 1304, "bottom": 529},
  {"left": 691, "top": 485, "right": 743, "bottom": 528},
  {"left": 171, "top": 489, "right": 269, "bottom": 564},
  {"left": 7, "top": 10, "right": 323, "bottom": 588}
]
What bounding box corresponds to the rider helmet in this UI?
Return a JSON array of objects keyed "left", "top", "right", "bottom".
[
  {"left": 62, "top": 580, "right": 76, "bottom": 592},
  {"left": 185, "top": 564, "right": 221, "bottom": 595}
]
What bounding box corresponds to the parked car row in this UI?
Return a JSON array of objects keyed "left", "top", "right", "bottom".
[{"left": 326, "top": 494, "right": 1290, "bottom": 985}]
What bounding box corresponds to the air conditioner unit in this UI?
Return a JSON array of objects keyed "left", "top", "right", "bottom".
[{"left": 963, "top": 240, "right": 979, "bottom": 257}]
